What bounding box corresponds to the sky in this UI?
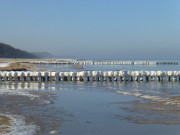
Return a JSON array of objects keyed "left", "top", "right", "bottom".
[{"left": 0, "top": 0, "right": 180, "bottom": 60}]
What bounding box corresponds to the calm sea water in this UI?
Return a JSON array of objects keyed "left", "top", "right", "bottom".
[
  {"left": 1, "top": 63, "right": 180, "bottom": 135},
  {"left": 35, "top": 60, "right": 180, "bottom": 72}
]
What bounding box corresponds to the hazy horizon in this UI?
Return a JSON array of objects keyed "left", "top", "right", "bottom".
[{"left": 1, "top": 0, "right": 180, "bottom": 60}]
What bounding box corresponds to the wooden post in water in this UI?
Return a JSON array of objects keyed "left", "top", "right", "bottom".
[
  {"left": 55, "top": 72, "right": 59, "bottom": 82},
  {"left": 60, "top": 72, "right": 64, "bottom": 81}
]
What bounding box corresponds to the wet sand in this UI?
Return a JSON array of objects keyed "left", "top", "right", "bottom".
[
  {"left": 115, "top": 90, "right": 180, "bottom": 124},
  {"left": 0, "top": 115, "right": 12, "bottom": 134},
  {"left": 72, "top": 65, "right": 84, "bottom": 70},
  {"left": 0, "top": 58, "right": 78, "bottom": 71},
  {"left": 0, "top": 86, "right": 73, "bottom": 135}
]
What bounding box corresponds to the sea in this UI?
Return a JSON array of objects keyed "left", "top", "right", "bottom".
[{"left": 1, "top": 60, "right": 180, "bottom": 135}]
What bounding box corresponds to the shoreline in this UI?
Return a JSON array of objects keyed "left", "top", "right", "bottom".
[
  {"left": 0, "top": 63, "right": 46, "bottom": 72},
  {"left": 0, "top": 59, "right": 46, "bottom": 71},
  {"left": 0, "top": 58, "right": 83, "bottom": 72}
]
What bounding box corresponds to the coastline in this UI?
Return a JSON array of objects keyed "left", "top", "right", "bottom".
[{"left": 0, "top": 59, "right": 46, "bottom": 71}]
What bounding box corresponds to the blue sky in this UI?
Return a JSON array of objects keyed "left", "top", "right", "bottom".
[{"left": 0, "top": 0, "right": 180, "bottom": 60}]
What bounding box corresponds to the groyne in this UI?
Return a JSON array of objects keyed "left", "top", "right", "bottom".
[
  {"left": 0, "top": 71, "right": 180, "bottom": 82},
  {"left": 30, "top": 60, "right": 178, "bottom": 65}
]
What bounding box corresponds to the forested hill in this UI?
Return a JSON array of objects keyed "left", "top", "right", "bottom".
[{"left": 0, "top": 42, "right": 38, "bottom": 58}]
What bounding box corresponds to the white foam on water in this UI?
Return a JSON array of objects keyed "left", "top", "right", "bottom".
[
  {"left": 0, "top": 88, "right": 52, "bottom": 105},
  {"left": 140, "top": 95, "right": 164, "bottom": 101},
  {"left": 2, "top": 114, "right": 38, "bottom": 135},
  {"left": 115, "top": 91, "right": 142, "bottom": 97},
  {"left": 0, "top": 63, "right": 10, "bottom": 67},
  {"left": 0, "top": 89, "right": 39, "bottom": 98},
  {"left": 115, "top": 91, "right": 179, "bottom": 105}
]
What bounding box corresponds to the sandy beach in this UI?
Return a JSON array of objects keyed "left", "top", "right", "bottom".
[
  {"left": 0, "top": 58, "right": 83, "bottom": 72},
  {"left": 0, "top": 59, "right": 46, "bottom": 71}
]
